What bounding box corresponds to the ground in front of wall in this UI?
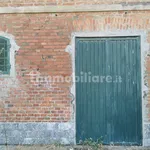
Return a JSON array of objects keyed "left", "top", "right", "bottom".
[{"left": 0, "top": 146, "right": 150, "bottom": 150}]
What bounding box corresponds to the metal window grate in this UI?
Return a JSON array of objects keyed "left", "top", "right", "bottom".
[{"left": 0, "top": 37, "right": 10, "bottom": 74}]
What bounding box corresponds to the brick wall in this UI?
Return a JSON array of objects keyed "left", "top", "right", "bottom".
[
  {"left": 0, "top": 11, "right": 150, "bottom": 123},
  {"left": 0, "top": 0, "right": 149, "bottom": 7}
]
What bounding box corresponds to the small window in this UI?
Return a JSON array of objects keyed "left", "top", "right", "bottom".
[{"left": 0, "top": 37, "right": 11, "bottom": 75}]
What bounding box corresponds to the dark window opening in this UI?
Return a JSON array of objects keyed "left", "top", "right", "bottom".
[{"left": 0, "top": 37, "right": 11, "bottom": 75}]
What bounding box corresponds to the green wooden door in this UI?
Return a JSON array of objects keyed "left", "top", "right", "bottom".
[{"left": 76, "top": 37, "right": 142, "bottom": 145}]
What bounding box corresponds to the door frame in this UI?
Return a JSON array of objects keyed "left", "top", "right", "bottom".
[{"left": 66, "top": 30, "right": 149, "bottom": 146}]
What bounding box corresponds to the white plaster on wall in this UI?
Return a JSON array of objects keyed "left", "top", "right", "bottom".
[
  {"left": 0, "top": 78, "right": 18, "bottom": 99},
  {"left": 65, "top": 30, "right": 150, "bottom": 146}
]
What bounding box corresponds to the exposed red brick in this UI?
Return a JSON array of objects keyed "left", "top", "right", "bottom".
[{"left": 0, "top": 11, "right": 150, "bottom": 122}]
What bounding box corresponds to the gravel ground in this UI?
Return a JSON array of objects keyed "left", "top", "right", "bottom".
[{"left": 0, "top": 146, "right": 150, "bottom": 150}]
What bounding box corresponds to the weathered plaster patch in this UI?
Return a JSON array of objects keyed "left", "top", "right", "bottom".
[
  {"left": 0, "top": 78, "right": 18, "bottom": 99},
  {"left": 66, "top": 30, "right": 150, "bottom": 146},
  {"left": 65, "top": 45, "right": 75, "bottom": 122},
  {"left": 0, "top": 4, "right": 150, "bottom": 14}
]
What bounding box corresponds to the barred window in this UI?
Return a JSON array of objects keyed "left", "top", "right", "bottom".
[{"left": 0, "top": 37, "right": 11, "bottom": 74}]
